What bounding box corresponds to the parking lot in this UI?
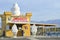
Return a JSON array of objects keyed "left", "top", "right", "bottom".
[{"left": 0, "top": 36, "right": 60, "bottom": 40}]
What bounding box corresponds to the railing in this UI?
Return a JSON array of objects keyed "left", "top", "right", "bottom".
[{"left": 45, "top": 32, "right": 60, "bottom": 36}]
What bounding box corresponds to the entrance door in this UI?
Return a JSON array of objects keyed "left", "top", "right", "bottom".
[
  {"left": 16, "top": 24, "right": 23, "bottom": 37},
  {"left": 17, "top": 28, "right": 23, "bottom": 37}
]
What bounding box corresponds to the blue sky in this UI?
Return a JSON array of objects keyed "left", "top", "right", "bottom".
[{"left": 0, "top": 0, "right": 60, "bottom": 21}]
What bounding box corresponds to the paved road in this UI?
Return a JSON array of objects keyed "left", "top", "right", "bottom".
[{"left": 0, "top": 36, "right": 60, "bottom": 40}]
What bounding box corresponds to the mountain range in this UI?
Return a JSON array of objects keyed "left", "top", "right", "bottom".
[
  {"left": 40, "top": 19, "right": 60, "bottom": 24},
  {"left": 31, "top": 19, "right": 60, "bottom": 25}
]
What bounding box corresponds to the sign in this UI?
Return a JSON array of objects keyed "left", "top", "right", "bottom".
[
  {"left": 12, "top": 17, "right": 28, "bottom": 22},
  {"left": 7, "top": 16, "right": 29, "bottom": 23}
]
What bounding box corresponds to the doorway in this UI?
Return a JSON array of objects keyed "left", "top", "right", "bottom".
[{"left": 16, "top": 24, "right": 24, "bottom": 36}]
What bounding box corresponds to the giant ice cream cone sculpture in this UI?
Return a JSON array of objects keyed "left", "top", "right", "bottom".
[{"left": 11, "top": 3, "right": 21, "bottom": 16}]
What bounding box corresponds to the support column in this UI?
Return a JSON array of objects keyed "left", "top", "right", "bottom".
[
  {"left": 43, "top": 25, "right": 45, "bottom": 36},
  {"left": 1, "top": 15, "right": 6, "bottom": 37},
  {"left": 49, "top": 26, "right": 50, "bottom": 32},
  {"left": 55, "top": 25, "right": 56, "bottom": 32}
]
